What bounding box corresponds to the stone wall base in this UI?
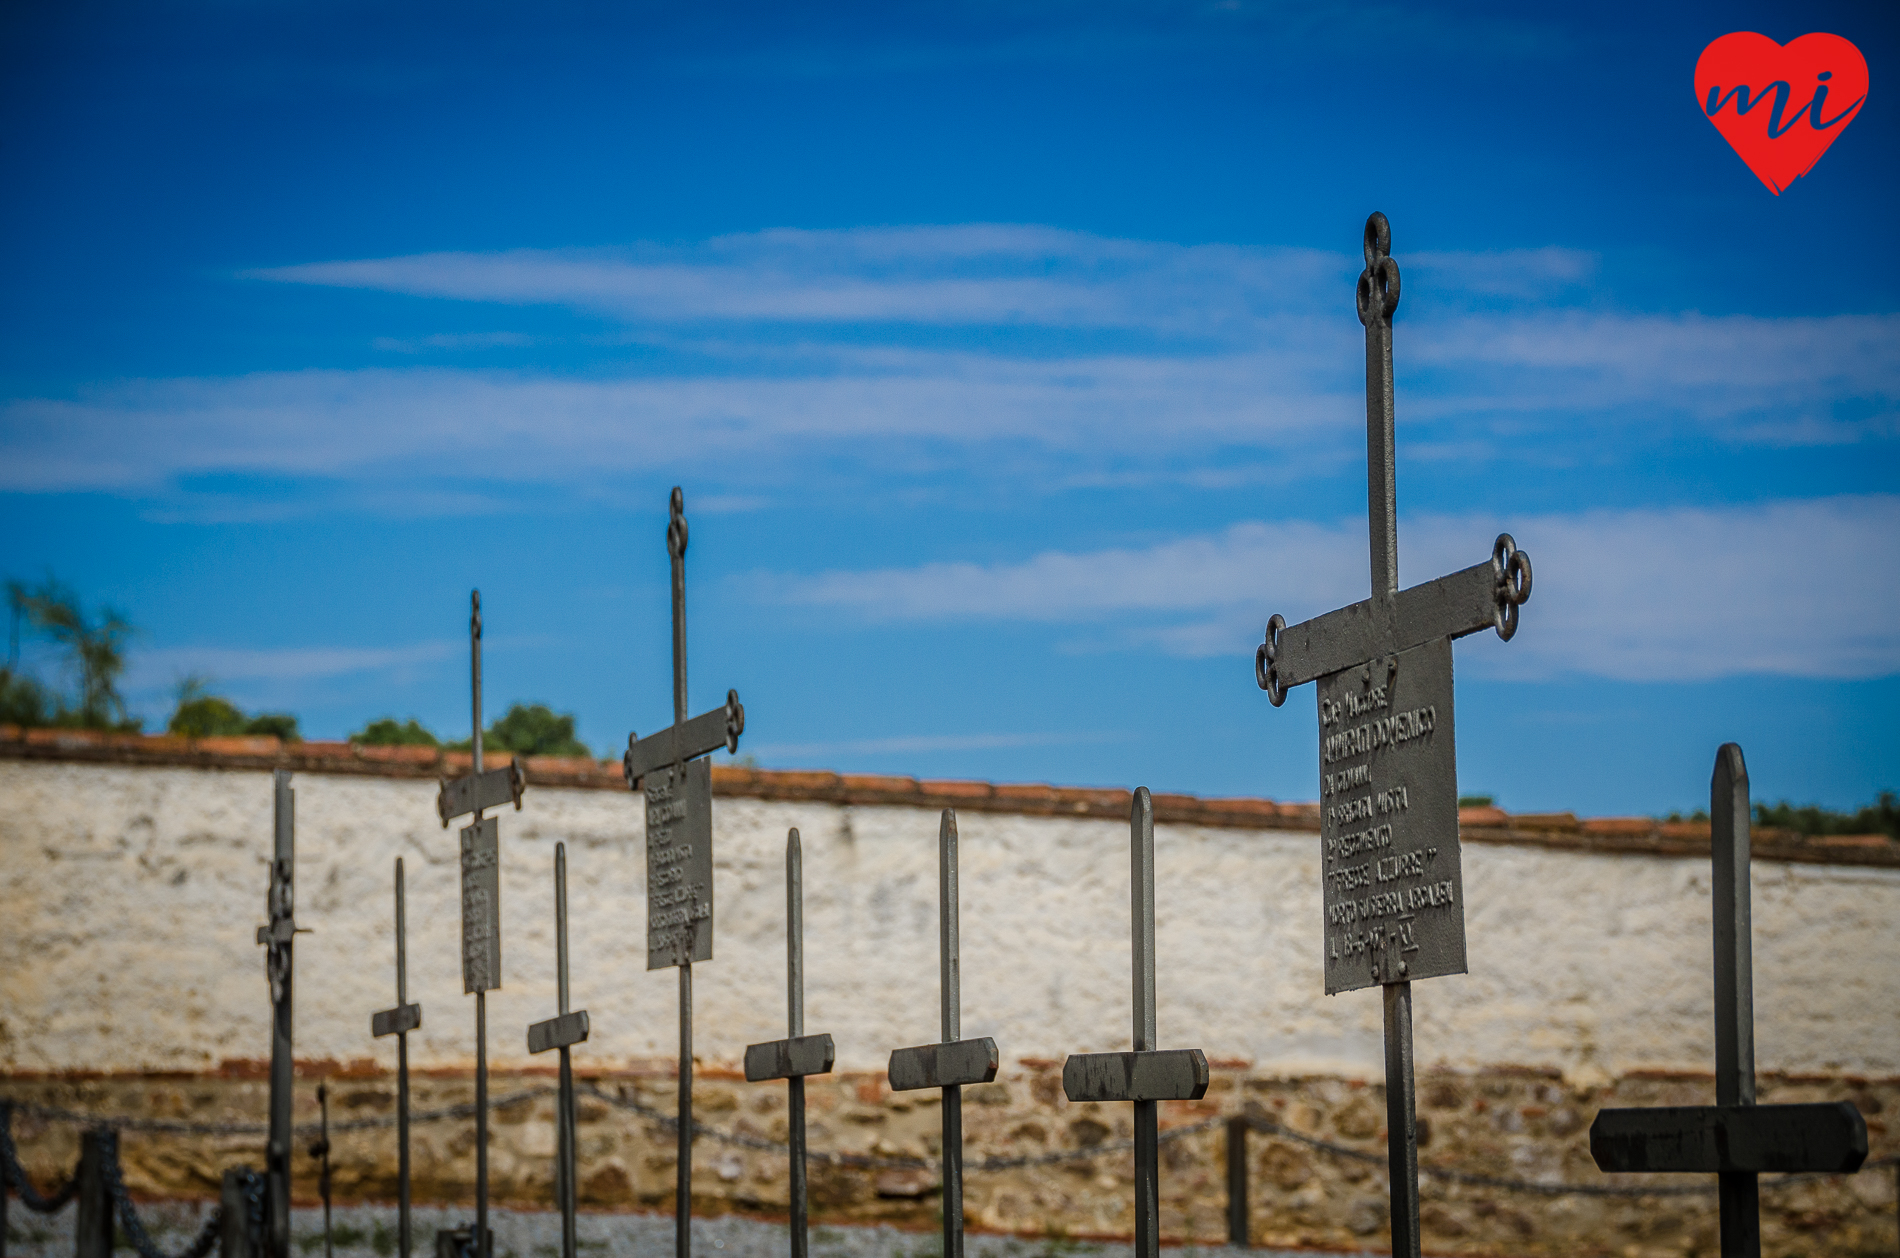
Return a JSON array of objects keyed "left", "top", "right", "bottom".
[{"left": 4, "top": 1066, "right": 1894, "bottom": 1257}]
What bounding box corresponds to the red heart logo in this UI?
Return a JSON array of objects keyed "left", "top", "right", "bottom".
[{"left": 1695, "top": 32, "right": 1868, "bottom": 194}]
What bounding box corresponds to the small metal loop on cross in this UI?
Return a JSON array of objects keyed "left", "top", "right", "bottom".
[
  {"left": 1254, "top": 614, "right": 1287, "bottom": 707},
  {"left": 1490, "top": 534, "right": 1533, "bottom": 641},
  {"left": 668, "top": 487, "right": 689, "bottom": 558},
  {"left": 725, "top": 689, "right": 745, "bottom": 753},
  {"left": 1356, "top": 212, "right": 1401, "bottom": 327}
]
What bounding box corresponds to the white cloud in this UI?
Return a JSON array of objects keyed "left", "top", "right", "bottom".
[
  {"left": 5, "top": 229, "right": 1893, "bottom": 503},
  {"left": 753, "top": 496, "right": 1900, "bottom": 682},
  {"left": 129, "top": 641, "right": 459, "bottom": 688}
]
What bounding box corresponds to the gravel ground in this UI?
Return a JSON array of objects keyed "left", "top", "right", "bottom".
[{"left": 4, "top": 1202, "right": 1382, "bottom": 1258}]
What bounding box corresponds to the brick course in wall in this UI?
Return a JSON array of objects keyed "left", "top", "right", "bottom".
[{"left": 3, "top": 725, "right": 1894, "bottom": 869}]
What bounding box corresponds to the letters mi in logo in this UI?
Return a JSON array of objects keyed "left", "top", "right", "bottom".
[{"left": 1695, "top": 32, "right": 1868, "bottom": 194}]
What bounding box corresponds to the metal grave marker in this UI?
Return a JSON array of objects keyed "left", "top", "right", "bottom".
[
  {"left": 527, "top": 843, "right": 592, "bottom": 1258},
  {"left": 309, "top": 1083, "right": 333, "bottom": 1258},
  {"left": 253, "top": 769, "right": 297, "bottom": 1258},
  {"left": 744, "top": 829, "right": 837, "bottom": 1258},
  {"left": 1590, "top": 744, "right": 1867, "bottom": 1257},
  {"left": 620, "top": 486, "right": 746, "bottom": 1258},
  {"left": 886, "top": 810, "right": 1000, "bottom": 1258},
  {"left": 435, "top": 590, "right": 529, "bottom": 1258},
  {"left": 1061, "top": 788, "right": 1210, "bottom": 1258},
  {"left": 370, "top": 857, "right": 422, "bottom": 1258},
  {"left": 1252, "top": 213, "right": 1534, "bottom": 1258}
]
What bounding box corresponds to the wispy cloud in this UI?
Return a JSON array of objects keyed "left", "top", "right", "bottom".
[
  {"left": 752, "top": 496, "right": 1900, "bottom": 682},
  {"left": 129, "top": 640, "right": 459, "bottom": 688},
  {"left": 6, "top": 228, "right": 1893, "bottom": 506}
]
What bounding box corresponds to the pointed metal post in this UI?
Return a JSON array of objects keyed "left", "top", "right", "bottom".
[
  {"left": 372, "top": 859, "right": 422, "bottom": 1258},
  {"left": 671, "top": 490, "right": 694, "bottom": 1258},
  {"left": 1712, "top": 744, "right": 1760, "bottom": 1257},
  {"left": 743, "top": 831, "right": 835, "bottom": 1258},
  {"left": 435, "top": 590, "right": 526, "bottom": 1258},
  {"left": 1060, "top": 790, "right": 1208, "bottom": 1258},
  {"left": 528, "top": 845, "right": 590, "bottom": 1258},
  {"left": 1590, "top": 744, "right": 1866, "bottom": 1245}
]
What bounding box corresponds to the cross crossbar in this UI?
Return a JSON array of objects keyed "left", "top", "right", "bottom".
[
  {"left": 888, "top": 1038, "right": 1000, "bottom": 1091},
  {"left": 372, "top": 1005, "right": 421, "bottom": 1037},
  {"left": 527, "top": 1012, "right": 590, "bottom": 1055},
  {"left": 622, "top": 693, "right": 744, "bottom": 786},
  {"left": 1591, "top": 1102, "right": 1866, "bottom": 1175},
  {"left": 1062, "top": 1049, "right": 1209, "bottom": 1103},
  {"left": 744, "top": 1034, "right": 836, "bottom": 1082},
  {"left": 1264, "top": 555, "right": 1521, "bottom": 691},
  {"left": 438, "top": 763, "right": 526, "bottom": 828}
]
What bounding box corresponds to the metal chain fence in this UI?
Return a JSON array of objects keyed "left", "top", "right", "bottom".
[{"left": 96, "top": 1130, "right": 225, "bottom": 1258}]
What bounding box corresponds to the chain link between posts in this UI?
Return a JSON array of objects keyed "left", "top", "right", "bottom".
[{"left": 5, "top": 1092, "right": 1894, "bottom": 1204}]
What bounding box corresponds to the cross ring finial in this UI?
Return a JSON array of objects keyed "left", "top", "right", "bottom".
[
  {"left": 668, "top": 486, "right": 689, "bottom": 558},
  {"left": 1356, "top": 212, "right": 1401, "bottom": 327}
]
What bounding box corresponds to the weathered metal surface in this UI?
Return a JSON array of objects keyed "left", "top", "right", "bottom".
[
  {"left": 887, "top": 1037, "right": 1001, "bottom": 1091},
  {"left": 1584, "top": 744, "right": 1873, "bottom": 1257},
  {"left": 1061, "top": 1049, "right": 1209, "bottom": 1102},
  {"left": 623, "top": 694, "right": 744, "bottom": 787},
  {"left": 1590, "top": 1103, "right": 1868, "bottom": 1174},
  {"left": 310, "top": 1084, "right": 333, "bottom": 1258},
  {"left": 527, "top": 1012, "right": 591, "bottom": 1055},
  {"left": 1384, "top": 982, "right": 1420, "bottom": 1258},
  {"left": 645, "top": 758, "right": 714, "bottom": 969},
  {"left": 1318, "top": 640, "right": 1465, "bottom": 994},
  {"left": 436, "top": 763, "right": 526, "bottom": 828},
  {"left": 459, "top": 818, "right": 501, "bottom": 994},
  {"left": 254, "top": 770, "right": 296, "bottom": 1258},
  {"left": 1251, "top": 215, "right": 1535, "bottom": 1258},
  {"left": 743, "top": 1033, "right": 836, "bottom": 1082},
  {"left": 372, "top": 1005, "right": 422, "bottom": 1037}
]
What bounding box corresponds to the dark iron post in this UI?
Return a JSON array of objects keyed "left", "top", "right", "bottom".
[
  {"left": 1225, "top": 1117, "right": 1249, "bottom": 1248},
  {"left": 1254, "top": 213, "right": 1534, "bottom": 1258},
  {"left": 219, "top": 1168, "right": 265, "bottom": 1258},
  {"left": 73, "top": 1129, "right": 111, "bottom": 1258},
  {"left": 1590, "top": 745, "right": 1868, "bottom": 1257},
  {"left": 435, "top": 592, "right": 528, "bottom": 1258},
  {"left": 371, "top": 859, "right": 422, "bottom": 1258},
  {"left": 886, "top": 812, "right": 1000, "bottom": 1258},
  {"left": 254, "top": 771, "right": 297, "bottom": 1258},
  {"left": 309, "top": 1085, "right": 332, "bottom": 1258},
  {"left": 620, "top": 488, "right": 746, "bottom": 1258},
  {"left": 1059, "top": 789, "right": 1209, "bottom": 1258},
  {"left": 743, "top": 829, "right": 837, "bottom": 1258},
  {"left": 527, "top": 843, "right": 591, "bottom": 1258}
]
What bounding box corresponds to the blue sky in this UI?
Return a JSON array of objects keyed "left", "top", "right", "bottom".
[{"left": 2, "top": 0, "right": 1895, "bottom": 815}]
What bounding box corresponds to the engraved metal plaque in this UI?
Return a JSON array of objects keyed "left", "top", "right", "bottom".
[
  {"left": 645, "top": 757, "right": 713, "bottom": 969},
  {"left": 1316, "top": 636, "right": 1465, "bottom": 994},
  {"left": 460, "top": 817, "right": 502, "bottom": 993}
]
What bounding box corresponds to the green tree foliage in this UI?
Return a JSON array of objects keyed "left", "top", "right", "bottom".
[
  {"left": 450, "top": 703, "right": 592, "bottom": 758},
  {"left": 4, "top": 576, "right": 139, "bottom": 730},
  {"left": 1755, "top": 792, "right": 1898, "bottom": 840},
  {"left": 167, "top": 677, "right": 301, "bottom": 742},
  {"left": 351, "top": 717, "right": 441, "bottom": 747}
]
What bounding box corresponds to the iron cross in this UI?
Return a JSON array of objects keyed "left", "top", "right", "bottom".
[
  {"left": 435, "top": 590, "right": 527, "bottom": 1258},
  {"left": 370, "top": 857, "right": 421, "bottom": 1258},
  {"left": 254, "top": 769, "right": 297, "bottom": 1258},
  {"left": 887, "top": 810, "right": 1000, "bottom": 1258},
  {"left": 528, "top": 842, "right": 592, "bottom": 1258},
  {"left": 1590, "top": 744, "right": 1867, "bottom": 1257},
  {"left": 1252, "top": 213, "right": 1533, "bottom": 1258},
  {"left": 621, "top": 487, "right": 746, "bottom": 1258},
  {"left": 744, "top": 829, "right": 838, "bottom": 1258},
  {"left": 1061, "top": 789, "right": 1210, "bottom": 1258}
]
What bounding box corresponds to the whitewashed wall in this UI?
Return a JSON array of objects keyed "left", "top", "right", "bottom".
[{"left": 1, "top": 760, "right": 1895, "bottom": 1080}]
